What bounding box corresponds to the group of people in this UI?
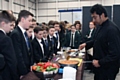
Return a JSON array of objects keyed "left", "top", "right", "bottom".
[{"left": 0, "top": 3, "right": 120, "bottom": 80}]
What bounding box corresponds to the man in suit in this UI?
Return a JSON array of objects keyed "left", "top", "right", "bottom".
[
  {"left": 42, "top": 26, "right": 51, "bottom": 60},
  {"left": 32, "top": 26, "right": 48, "bottom": 63},
  {"left": 48, "top": 25, "right": 57, "bottom": 56},
  {"left": 65, "top": 25, "right": 80, "bottom": 49},
  {"left": 53, "top": 21, "right": 61, "bottom": 51},
  {"left": 10, "top": 10, "right": 34, "bottom": 78},
  {"left": 79, "top": 4, "right": 120, "bottom": 80},
  {"left": 0, "top": 10, "right": 19, "bottom": 80}
]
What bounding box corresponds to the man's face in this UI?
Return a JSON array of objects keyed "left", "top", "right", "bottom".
[
  {"left": 49, "top": 28, "right": 55, "bottom": 36},
  {"left": 71, "top": 26, "right": 76, "bottom": 32},
  {"left": 54, "top": 24, "right": 60, "bottom": 31},
  {"left": 35, "top": 31, "right": 43, "bottom": 39},
  {"left": 32, "top": 21, "right": 37, "bottom": 28},
  {"left": 43, "top": 30, "right": 48, "bottom": 38},
  {"left": 23, "top": 15, "right": 33, "bottom": 29},
  {"left": 91, "top": 12, "right": 103, "bottom": 25},
  {"left": 89, "top": 22, "right": 95, "bottom": 29},
  {"left": 26, "top": 28, "right": 33, "bottom": 38},
  {"left": 4, "top": 21, "right": 15, "bottom": 33}
]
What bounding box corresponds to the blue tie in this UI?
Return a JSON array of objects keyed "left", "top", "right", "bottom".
[
  {"left": 51, "top": 38, "right": 54, "bottom": 45},
  {"left": 45, "top": 39, "right": 48, "bottom": 47},
  {"left": 24, "top": 31, "right": 30, "bottom": 50},
  {"left": 55, "top": 33, "right": 58, "bottom": 40}
]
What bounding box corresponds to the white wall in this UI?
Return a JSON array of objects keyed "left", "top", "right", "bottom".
[
  {"left": 37, "top": 0, "right": 120, "bottom": 23},
  {"left": 0, "top": 0, "right": 36, "bottom": 19}
]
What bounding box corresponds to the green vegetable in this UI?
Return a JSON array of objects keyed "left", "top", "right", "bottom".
[
  {"left": 46, "top": 66, "right": 57, "bottom": 71},
  {"left": 36, "top": 66, "right": 41, "bottom": 72}
]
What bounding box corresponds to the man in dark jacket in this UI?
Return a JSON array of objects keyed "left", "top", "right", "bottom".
[
  {"left": 0, "top": 10, "right": 19, "bottom": 80},
  {"left": 10, "top": 10, "right": 34, "bottom": 79},
  {"left": 79, "top": 4, "right": 120, "bottom": 80}
]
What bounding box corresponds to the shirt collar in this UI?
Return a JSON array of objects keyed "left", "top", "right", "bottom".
[
  {"left": 36, "top": 38, "right": 42, "bottom": 43},
  {"left": 71, "top": 32, "right": 75, "bottom": 35},
  {"left": 0, "top": 28, "right": 6, "bottom": 35},
  {"left": 18, "top": 25, "right": 26, "bottom": 34},
  {"left": 49, "top": 35, "right": 53, "bottom": 39},
  {"left": 43, "top": 38, "right": 47, "bottom": 41},
  {"left": 55, "top": 31, "right": 58, "bottom": 33}
]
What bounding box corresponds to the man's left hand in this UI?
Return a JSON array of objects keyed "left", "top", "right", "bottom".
[{"left": 92, "top": 60, "right": 100, "bottom": 67}]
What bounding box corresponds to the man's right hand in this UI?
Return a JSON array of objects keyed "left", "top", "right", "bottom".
[{"left": 79, "top": 43, "right": 86, "bottom": 50}]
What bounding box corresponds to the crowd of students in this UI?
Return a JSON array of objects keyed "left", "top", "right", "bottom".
[
  {"left": 1, "top": 3, "right": 120, "bottom": 80},
  {"left": 0, "top": 9, "right": 95, "bottom": 80}
]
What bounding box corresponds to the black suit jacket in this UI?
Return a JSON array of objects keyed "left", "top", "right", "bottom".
[
  {"left": 0, "top": 31, "right": 19, "bottom": 80},
  {"left": 59, "top": 32, "right": 66, "bottom": 49},
  {"left": 86, "top": 19, "right": 120, "bottom": 73},
  {"left": 10, "top": 26, "right": 33, "bottom": 76},
  {"left": 32, "top": 38, "right": 48, "bottom": 63},
  {"left": 42, "top": 38, "right": 52, "bottom": 60},
  {"left": 0, "top": 54, "right": 5, "bottom": 70},
  {"left": 47, "top": 36, "right": 57, "bottom": 55},
  {"left": 65, "top": 31, "right": 81, "bottom": 48}
]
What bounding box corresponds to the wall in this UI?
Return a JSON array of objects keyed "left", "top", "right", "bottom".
[
  {"left": 37, "top": 0, "right": 120, "bottom": 23},
  {"left": 0, "top": 0, "right": 36, "bottom": 18}
]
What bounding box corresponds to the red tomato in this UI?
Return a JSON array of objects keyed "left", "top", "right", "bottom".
[
  {"left": 32, "top": 66, "right": 37, "bottom": 70},
  {"left": 52, "top": 63, "right": 58, "bottom": 68},
  {"left": 44, "top": 62, "right": 51, "bottom": 69},
  {"left": 37, "top": 63, "right": 43, "bottom": 66}
]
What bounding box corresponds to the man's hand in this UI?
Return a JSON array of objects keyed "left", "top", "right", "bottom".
[
  {"left": 92, "top": 60, "right": 100, "bottom": 67},
  {"left": 20, "top": 75, "right": 24, "bottom": 79},
  {"left": 78, "top": 43, "right": 86, "bottom": 50}
]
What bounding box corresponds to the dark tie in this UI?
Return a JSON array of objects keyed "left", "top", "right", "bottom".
[
  {"left": 71, "top": 34, "right": 74, "bottom": 47},
  {"left": 24, "top": 31, "right": 30, "bottom": 50},
  {"left": 45, "top": 39, "right": 48, "bottom": 47},
  {"left": 55, "top": 32, "right": 58, "bottom": 40},
  {"left": 51, "top": 38, "right": 54, "bottom": 45}
]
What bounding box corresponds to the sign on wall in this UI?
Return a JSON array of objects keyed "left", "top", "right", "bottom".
[{"left": 58, "top": 9, "right": 82, "bottom": 24}]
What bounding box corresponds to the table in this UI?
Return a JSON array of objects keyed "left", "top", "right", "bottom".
[{"left": 21, "top": 55, "right": 85, "bottom": 80}]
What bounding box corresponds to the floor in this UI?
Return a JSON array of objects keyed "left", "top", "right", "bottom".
[{"left": 83, "top": 69, "right": 120, "bottom": 80}]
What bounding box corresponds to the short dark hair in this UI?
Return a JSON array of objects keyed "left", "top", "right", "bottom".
[
  {"left": 0, "top": 10, "right": 16, "bottom": 23},
  {"left": 90, "top": 4, "right": 108, "bottom": 17},
  {"left": 32, "top": 18, "right": 36, "bottom": 22},
  {"left": 48, "top": 25, "right": 54, "bottom": 30},
  {"left": 18, "top": 10, "right": 34, "bottom": 22},
  {"left": 43, "top": 26, "right": 49, "bottom": 32},
  {"left": 70, "top": 25, "right": 75, "bottom": 28},
  {"left": 48, "top": 20, "right": 54, "bottom": 26},
  {"left": 34, "top": 26, "right": 43, "bottom": 33},
  {"left": 53, "top": 21, "right": 59, "bottom": 26}
]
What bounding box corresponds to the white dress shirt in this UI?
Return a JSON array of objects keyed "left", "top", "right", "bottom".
[
  {"left": 36, "top": 38, "right": 44, "bottom": 55},
  {"left": 0, "top": 28, "right": 6, "bottom": 35},
  {"left": 54, "top": 31, "right": 60, "bottom": 49},
  {"left": 70, "top": 32, "right": 75, "bottom": 47}
]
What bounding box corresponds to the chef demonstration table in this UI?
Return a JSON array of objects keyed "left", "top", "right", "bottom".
[{"left": 21, "top": 56, "right": 85, "bottom": 80}]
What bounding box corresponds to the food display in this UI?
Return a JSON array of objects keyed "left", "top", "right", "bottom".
[{"left": 32, "top": 62, "right": 59, "bottom": 76}]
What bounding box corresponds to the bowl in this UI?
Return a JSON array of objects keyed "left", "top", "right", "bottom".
[{"left": 32, "top": 62, "right": 59, "bottom": 78}]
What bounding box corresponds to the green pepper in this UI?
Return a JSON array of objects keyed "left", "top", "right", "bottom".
[
  {"left": 36, "top": 66, "right": 41, "bottom": 72},
  {"left": 46, "top": 66, "right": 57, "bottom": 71}
]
